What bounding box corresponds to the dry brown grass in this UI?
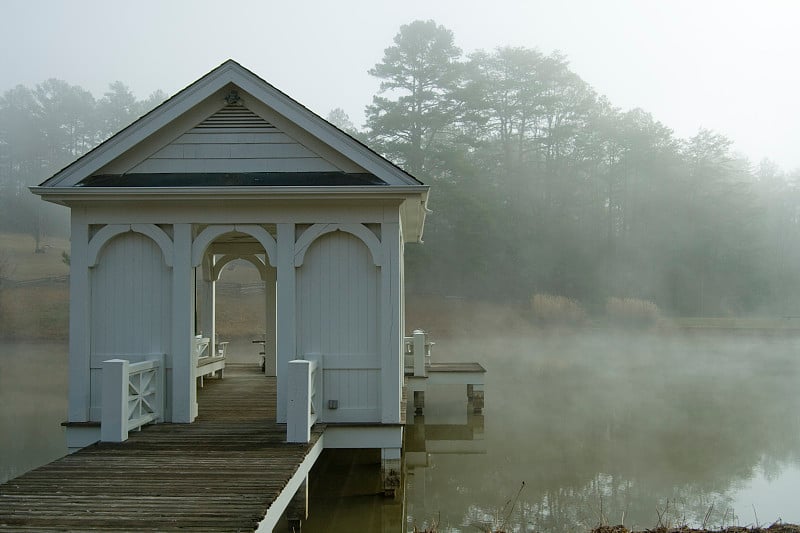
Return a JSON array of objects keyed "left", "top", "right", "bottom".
[
  {"left": 530, "top": 293, "right": 586, "bottom": 325},
  {"left": 406, "top": 294, "right": 530, "bottom": 337},
  {"left": 0, "top": 232, "right": 70, "bottom": 281},
  {"left": 215, "top": 290, "right": 268, "bottom": 340},
  {"left": 605, "top": 297, "right": 660, "bottom": 326},
  {"left": 0, "top": 285, "right": 69, "bottom": 340}
]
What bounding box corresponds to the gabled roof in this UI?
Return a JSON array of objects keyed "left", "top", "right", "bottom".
[{"left": 37, "top": 59, "right": 426, "bottom": 190}]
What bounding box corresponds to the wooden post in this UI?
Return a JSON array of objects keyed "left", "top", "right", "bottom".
[
  {"left": 381, "top": 220, "right": 402, "bottom": 423},
  {"left": 264, "top": 265, "right": 277, "bottom": 377},
  {"left": 68, "top": 214, "right": 91, "bottom": 421},
  {"left": 286, "top": 474, "right": 308, "bottom": 532},
  {"left": 101, "top": 359, "right": 129, "bottom": 442},
  {"left": 470, "top": 384, "right": 485, "bottom": 414},
  {"left": 276, "top": 223, "right": 296, "bottom": 424},
  {"left": 287, "top": 359, "right": 312, "bottom": 443},
  {"left": 381, "top": 447, "right": 402, "bottom": 498},
  {"left": 413, "top": 330, "right": 427, "bottom": 377},
  {"left": 172, "top": 223, "right": 195, "bottom": 423},
  {"left": 413, "top": 390, "right": 425, "bottom": 415}
]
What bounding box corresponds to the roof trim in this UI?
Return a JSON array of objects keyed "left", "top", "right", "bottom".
[
  {"left": 30, "top": 185, "right": 429, "bottom": 202},
  {"left": 38, "top": 59, "right": 424, "bottom": 188}
]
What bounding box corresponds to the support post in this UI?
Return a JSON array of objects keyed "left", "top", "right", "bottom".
[
  {"left": 413, "top": 329, "right": 427, "bottom": 377},
  {"left": 381, "top": 447, "right": 402, "bottom": 498},
  {"left": 68, "top": 213, "right": 90, "bottom": 421},
  {"left": 413, "top": 390, "right": 425, "bottom": 415},
  {"left": 264, "top": 265, "right": 277, "bottom": 377},
  {"left": 380, "top": 220, "right": 402, "bottom": 423},
  {"left": 287, "top": 359, "right": 312, "bottom": 443},
  {"left": 286, "top": 474, "right": 308, "bottom": 532},
  {"left": 470, "top": 384, "right": 485, "bottom": 414},
  {"left": 276, "top": 223, "right": 296, "bottom": 423},
  {"left": 172, "top": 223, "right": 195, "bottom": 423},
  {"left": 100, "top": 358, "right": 128, "bottom": 442}
]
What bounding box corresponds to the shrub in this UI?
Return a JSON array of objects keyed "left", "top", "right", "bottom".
[
  {"left": 531, "top": 294, "right": 586, "bottom": 324},
  {"left": 605, "top": 297, "right": 660, "bottom": 326}
]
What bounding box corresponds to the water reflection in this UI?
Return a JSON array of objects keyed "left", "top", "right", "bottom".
[
  {"left": 0, "top": 341, "right": 68, "bottom": 483},
  {"left": 4, "top": 333, "right": 800, "bottom": 531},
  {"left": 405, "top": 331, "right": 800, "bottom": 532}
]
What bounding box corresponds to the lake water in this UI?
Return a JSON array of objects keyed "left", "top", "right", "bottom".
[{"left": 3, "top": 331, "right": 800, "bottom": 531}]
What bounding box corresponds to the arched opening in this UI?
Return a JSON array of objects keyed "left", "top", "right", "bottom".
[{"left": 192, "top": 227, "right": 278, "bottom": 418}]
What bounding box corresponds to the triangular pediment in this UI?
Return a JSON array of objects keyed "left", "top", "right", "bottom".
[{"left": 38, "top": 60, "right": 424, "bottom": 189}]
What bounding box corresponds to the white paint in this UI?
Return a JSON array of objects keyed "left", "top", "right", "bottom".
[
  {"left": 68, "top": 214, "right": 90, "bottom": 422},
  {"left": 89, "top": 232, "right": 172, "bottom": 420},
  {"left": 296, "top": 231, "right": 380, "bottom": 423},
  {"left": 33, "top": 62, "right": 430, "bottom": 450},
  {"left": 171, "top": 224, "right": 195, "bottom": 423},
  {"left": 255, "top": 434, "right": 324, "bottom": 532},
  {"left": 322, "top": 425, "right": 403, "bottom": 449},
  {"left": 132, "top": 103, "right": 341, "bottom": 174},
  {"left": 287, "top": 357, "right": 319, "bottom": 443},
  {"left": 101, "top": 355, "right": 165, "bottom": 442}
]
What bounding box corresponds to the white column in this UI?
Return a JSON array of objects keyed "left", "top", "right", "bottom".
[
  {"left": 380, "top": 220, "right": 402, "bottom": 423},
  {"left": 68, "top": 211, "right": 91, "bottom": 421},
  {"left": 200, "top": 253, "right": 215, "bottom": 348},
  {"left": 171, "top": 223, "right": 195, "bottom": 423},
  {"left": 276, "top": 223, "right": 296, "bottom": 423},
  {"left": 264, "top": 265, "right": 277, "bottom": 376},
  {"left": 100, "top": 358, "right": 129, "bottom": 442}
]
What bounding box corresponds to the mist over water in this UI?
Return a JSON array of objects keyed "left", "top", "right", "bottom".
[
  {"left": 400, "top": 330, "right": 800, "bottom": 531},
  {"left": 3, "top": 330, "right": 800, "bottom": 530},
  {"left": 0, "top": 342, "right": 67, "bottom": 483}
]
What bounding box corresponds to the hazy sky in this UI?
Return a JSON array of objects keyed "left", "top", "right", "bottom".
[{"left": 3, "top": 0, "right": 799, "bottom": 171}]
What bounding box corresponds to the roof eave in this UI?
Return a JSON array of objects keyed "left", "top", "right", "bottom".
[{"left": 30, "top": 185, "right": 429, "bottom": 203}]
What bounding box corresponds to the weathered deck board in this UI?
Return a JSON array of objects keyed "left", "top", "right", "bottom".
[{"left": 0, "top": 363, "right": 322, "bottom": 532}]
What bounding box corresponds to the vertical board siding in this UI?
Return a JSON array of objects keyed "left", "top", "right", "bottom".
[
  {"left": 297, "top": 231, "right": 380, "bottom": 422},
  {"left": 89, "top": 232, "right": 172, "bottom": 419},
  {"left": 129, "top": 104, "right": 340, "bottom": 174}
]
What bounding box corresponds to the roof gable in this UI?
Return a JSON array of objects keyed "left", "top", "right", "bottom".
[{"left": 39, "top": 60, "right": 423, "bottom": 188}]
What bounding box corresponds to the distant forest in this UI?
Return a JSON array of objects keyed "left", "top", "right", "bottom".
[{"left": 2, "top": 19, "right": 800, "bottom": 316}]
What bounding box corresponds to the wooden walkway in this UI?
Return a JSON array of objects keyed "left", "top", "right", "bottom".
[{"left": 0, "top": 364, "right": 323, "bottom": 532}]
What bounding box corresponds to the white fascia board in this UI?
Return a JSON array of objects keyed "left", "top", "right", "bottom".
[{"left": 30, "top": 185, "right": 429, "bottom": 203}]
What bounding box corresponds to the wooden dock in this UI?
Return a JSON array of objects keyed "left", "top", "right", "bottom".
[{"left": 0, "top": 364, "right": 323, "bottom": 532}]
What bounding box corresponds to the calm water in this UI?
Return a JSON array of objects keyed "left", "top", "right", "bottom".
[
  {"left": 3, "top": 332, "right": 800, "bottom": 531},
  {"left": 0, "top": 341, "right": 68, "bottom": 483},
  {"left": 398, "top": 331, "right": 800, "bottom": 532}
]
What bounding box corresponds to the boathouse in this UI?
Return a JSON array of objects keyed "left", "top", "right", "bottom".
[{"left": 32, "top": 60, "right": 429, "bottom": 474}]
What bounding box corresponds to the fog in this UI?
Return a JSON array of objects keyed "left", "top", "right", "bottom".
[
  {"left": 3, "top": 3, "right": 800, "bottom": 529},
  {"left": 2, "top": 1, "right": 800, "bottom": 170},
  {"left": 398, "top": 330, "right": 800, "bottom": 530}
]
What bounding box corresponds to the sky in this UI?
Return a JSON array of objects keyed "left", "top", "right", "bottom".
[{"left": 2, "top": 0, "right": 799, "bottom": 171}]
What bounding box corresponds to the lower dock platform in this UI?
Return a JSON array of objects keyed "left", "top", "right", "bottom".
[{"left": 0, "top": 364, "right": 322, "bottom": 532}]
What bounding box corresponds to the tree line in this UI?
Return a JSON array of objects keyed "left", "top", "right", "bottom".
[
  {"left": 2, "top": 20, "right": 800, "bottom": 316},
  {"left": 0, "top": 80, "right": 166, "bottom": 249},
  {"left": 351, "top": 20, "right": 800, "bottom": 316}
]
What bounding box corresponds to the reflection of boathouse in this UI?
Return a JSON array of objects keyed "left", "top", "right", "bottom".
[{"left": 23, "top": 60, "right": 431, "bottom": 529}]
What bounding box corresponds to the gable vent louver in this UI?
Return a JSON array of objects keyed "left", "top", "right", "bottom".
[{"left": 193, "top": 104, "right": 276, "bottom": 131}]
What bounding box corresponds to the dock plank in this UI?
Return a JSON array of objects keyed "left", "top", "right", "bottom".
[{"left": 0, "top": 364, "right": 322, "bottom": 531}]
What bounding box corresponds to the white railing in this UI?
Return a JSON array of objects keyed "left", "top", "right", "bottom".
[
  {"left": 101, "top": 355, "right": 165, "bottom": 443},
  {"left": 287, "top": 355, "right": 320, "bottom": 443},
  {"left": 404, "top": 329, "right": 433, "bottom": 377}
]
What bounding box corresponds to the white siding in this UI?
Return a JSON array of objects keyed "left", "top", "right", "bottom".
[
  {"left": 296, "top": 231, "right": 380, "bottom": 422},
  {"left": 129, "top": 104, "right": 340, "bottom": 174},
  {"left": 89, "top": 232, "right": 172, "bottom": 420}
]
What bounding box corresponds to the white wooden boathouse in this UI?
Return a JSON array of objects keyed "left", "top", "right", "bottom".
[{"left": 27, "top": 59, "right": 430, "bottom": 519}]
